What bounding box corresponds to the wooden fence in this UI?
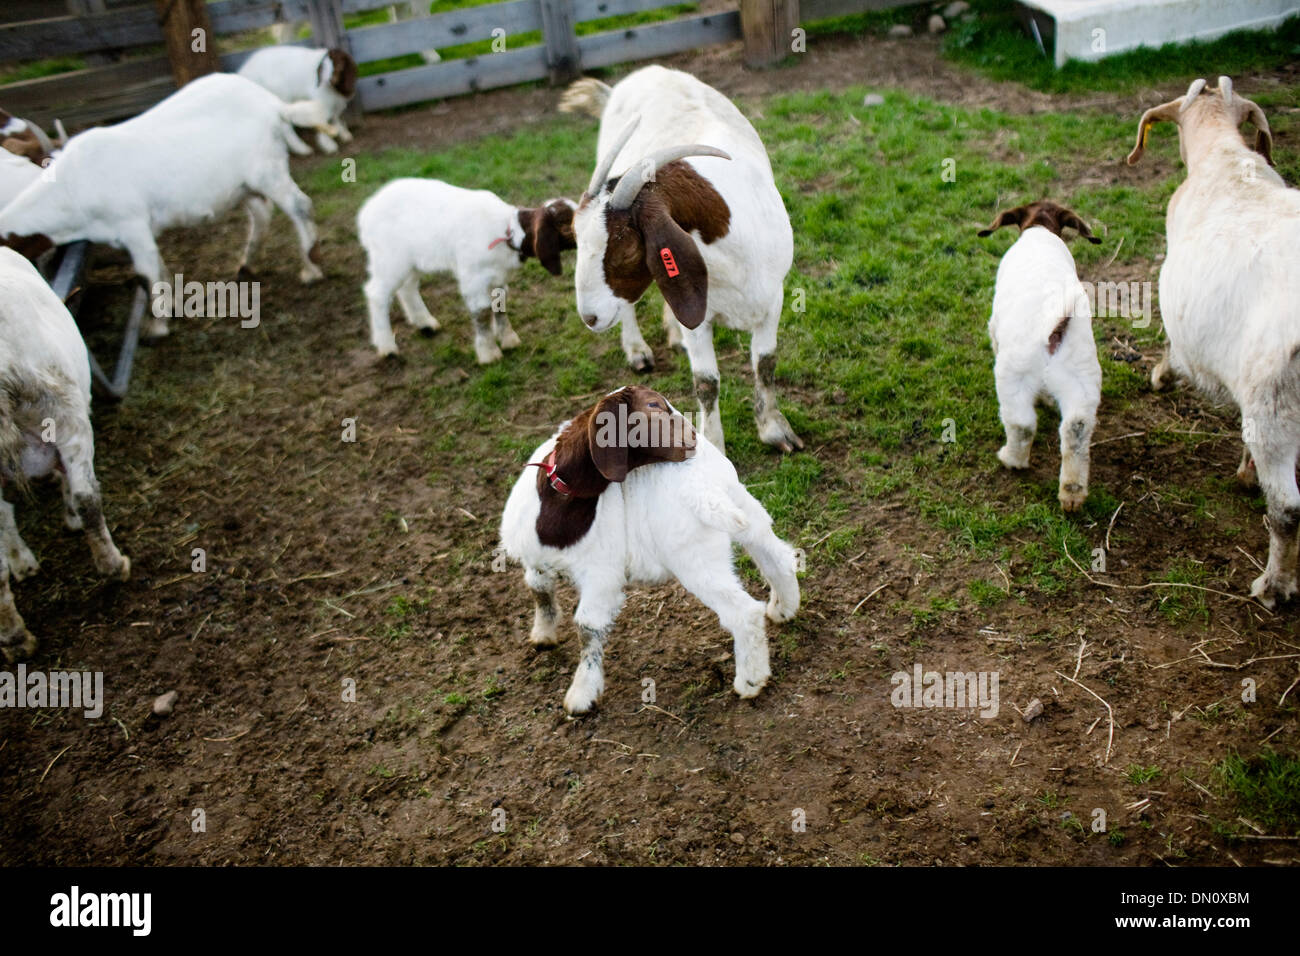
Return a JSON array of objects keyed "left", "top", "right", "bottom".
[{"left": 0, "top": 0, "right": 911, "bottom": 129}]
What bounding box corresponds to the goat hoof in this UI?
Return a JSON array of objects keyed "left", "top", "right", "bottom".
[
  {"left": 8, "top": 548, "right": 39, "bottom": 581},
  {"left": 475, "top": 343, "right": 504, "bottom": 365},
  {"left": 759, "top": 415, "right": 803, "bottom": 453},
  {"left": 236, "top": 265, "right": 257, "bottom": 281},
  {"left": 299, "top": 264, "right": 324, "bottom": 284},
  {"left": 498, "top": 330, "right": 522, "bottom": 351},
  {"left": 1, "top": 629, "right": 37, "bottom": 664},
  {"left": 112, "top": 555, "right": 131, "bottom": 582},
  {"left": 1059, "top": 484, "right": 1087, "bottom": 512},
  {"left": 629, "top": 354, "right": 654, "bottom": 374},
  {"left": 375, "top": 351, "right": 405, "bottom": 369},
  {"left": 1237, "top": 460, "right": 1258, "bottom": 489},
  {"left": 734, "top": 671, "right": 769, "bottom": 699},
  {"left": 997, "top": 446, "right": 1029, "bottom": 470},
  {"left": 1251, "top": 572, "right": 1297, "bottom": 608},
  {"left": 416, "top": 325, "right": 438, "bottom": 339}
]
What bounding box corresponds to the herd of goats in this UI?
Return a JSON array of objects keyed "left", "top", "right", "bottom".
[{"left": 0, "top": 44, "right": 1294, "bottom": 715}]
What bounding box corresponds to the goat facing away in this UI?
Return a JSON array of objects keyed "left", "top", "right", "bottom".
[
  {"left": 0, "top": 73, "right": 336, "bottom": 339},
  {"left": 561, "top": 66, "right": 803, "bottom": 455},
  {"left": 357, "top": 179, "right": 576, "bottom": 362},
  {"left": 978, "top": 200, "right": 1103, "bottom": 512},
  {"left": 0, "top": 248, "right": 130, "bottom": 662},
  {"left": 499, "top": 385, "right": 801, "bottom": 715},
  {"left": 1128, "top": 76, "right": 1300, "bottom": 607}
]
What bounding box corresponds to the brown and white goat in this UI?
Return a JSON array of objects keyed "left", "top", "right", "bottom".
[
  {"left": 562, "top": 66, "right": 803, "bottom": 455},
  {"left": 499, "top": 385, "right": 801, "bottom": 714}
]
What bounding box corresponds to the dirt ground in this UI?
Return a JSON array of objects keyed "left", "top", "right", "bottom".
[{"left": 2, "top": 31, "right": 1298, "bottom": 866}]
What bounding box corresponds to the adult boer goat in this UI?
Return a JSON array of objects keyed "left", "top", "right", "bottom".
[
  {"left": 1127, "top": 76, "right": 1300, "bottom": 607},
  {"left": 560, "top": 66, "right": 802, "bottom": 454}
]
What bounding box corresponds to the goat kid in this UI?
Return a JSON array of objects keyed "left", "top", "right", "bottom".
[
  {"left": 358, "top": 179, "right": 575, "bottom": 362},
  {"left": 979, "top": 200, "right": 1102, "bottom": 511},
  {"left": 499, "top": 385, "right": 800, "bottom": 715},
  {"left": 237, "top": 46, "right": 358, "bottom": 153},
  {"left": 0, "top": 248, "right": 129, "bottom": 662}
]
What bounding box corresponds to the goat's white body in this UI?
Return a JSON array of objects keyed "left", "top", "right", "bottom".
[
  {"left": 500, "top": 420, "right": 800, "bottom": 714},
  {"left": 0, "top": 148, "right": 41, "bottom": 210},
  {"left": 0, "top": 73, "right": 328, "bottom": 337},
  {"left": 987, "top": 227, "right": 1100, "bottom": 509},
  {"left": 576, "top": 66, "right": 798, "bottom": 453},
  {"left": 1155, "top": 125, "right": 1300, "bottom": 604},
  {"left": 237, "top": 46, "right": 354, "bottom": 153},
  {"left": 0, "top": 248, "right": 128, "bottom": 659},
  {"left": 357, "top": 178, "right": 527, "bottom": 362}
]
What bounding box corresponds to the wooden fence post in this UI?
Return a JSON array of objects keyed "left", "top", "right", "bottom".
[
  {"left": 739, "top": 0, "right": 800, "bottom": 68},
  {"left": 154, "top": 0, "right": 218, "bottom": 86},
  {"left": 539, "top": 0, "right": 580, "bottom": 85}
]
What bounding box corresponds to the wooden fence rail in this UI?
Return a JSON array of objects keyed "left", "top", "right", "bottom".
[{"left": 0, "top": 0, "right": 911, "bottom": 128}]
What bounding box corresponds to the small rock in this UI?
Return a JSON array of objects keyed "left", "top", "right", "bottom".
[
  {"left": 943, "top": 1, "right": 970, "bottom": 17},
  {"left": 862, "top": 93, "right": 885, "bottom": 108},
  {"left": 1023, "top": 697, "right": 1044, "bottom": 722},
  {"left": 887, "top": 24, "right": 913, "bottom": 38},
  {"left": 730, "top": 832, "right": 746, "bottom": 845},
  {"left": 152, "top": 690, "right": 178, "bottom": 717},
  {"left": 831, "top": 388, "right": 849, "bottom": 404},
  {"left": 928, "top": 14, "right": 947, "bottom": 34}
]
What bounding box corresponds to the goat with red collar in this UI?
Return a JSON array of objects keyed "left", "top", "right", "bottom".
[
  {"left": 358, "top": 179, "right": 577, "bottom": 362},
  {"left": 499, "top": 386, "right": 800, "bottom": 715}
]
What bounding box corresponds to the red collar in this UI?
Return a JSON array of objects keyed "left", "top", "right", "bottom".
[
  {"left": 488, "top": 221, "right": 514, "bottom": 250},
  {"left": 527, "top": 449, "right": 572, "bottom": 496}
]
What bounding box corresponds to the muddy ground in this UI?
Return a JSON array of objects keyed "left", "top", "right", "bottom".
[{"left": 2, "top": 32, "right": 1298, "bottom": 866}]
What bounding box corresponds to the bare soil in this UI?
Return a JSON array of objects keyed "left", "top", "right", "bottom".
[{"left": 2, "top": 32, "right": 1297, "bottom": 867}]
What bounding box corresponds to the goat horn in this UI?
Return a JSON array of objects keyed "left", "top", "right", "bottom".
[
  {"left": 608, "top": 145, "right": 732, "bottom": 210},
  {"left": 1180, "top": 78, "right": 1206, "bottom": 113},
  {"left": 585, "top": 116, "right": 640, "bottom": 197},
  {"left": 1218, "top": 76, "right": 1233, "bottom": 104}
]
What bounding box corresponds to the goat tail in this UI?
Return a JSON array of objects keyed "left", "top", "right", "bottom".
[{"left": 558, "top": 77, "right": 611, "bottom": 118}]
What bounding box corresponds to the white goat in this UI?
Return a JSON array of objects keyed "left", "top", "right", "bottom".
[
  {"left": 237, "top": 46, "right": 358, "bottom": 154},
  {"left": 560, "top": 66, "right": 802, "bottom": 454},
  {"left": 0, "top": 73, "right": 335, "bottom": 339},
  {"left": 978, "top": 200, "right": 1103, "bottom": 511},
  {"left": 0, "top": 148, "right": 42, "bottom": 218},
  {"left": 0, "top": 247, "right": 130, "bottom": 662},
  {"left": 358, "top": 179, "right": 576, "bottom": 362},
  {"left": 499, "top": 385, "right": 800, "bottom": 715},
  {"left": 1128, "top": 76, "right": 1300, "bottom": 606}
]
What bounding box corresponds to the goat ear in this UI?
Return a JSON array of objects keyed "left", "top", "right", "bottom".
[
  {"left": 586, "top": 393, "right": 629, "bottom": 482},
  {"left": 1127, "top": 100, "right": 1181, "bottom": 165},
  {"left": 977, "top": 208, "right": 1021, "bottom": 237},
  {"left": 317, "top": 53, "right": 330, "bottom": 88},
  {"left": 641, "top": 204, "right": 708, "bottom": 330},
  {"left": 1061, "top": 210, "right": 1102, "bottom": 245},
  {"left": 1240, "top": 99, "right": 1274, "bottom": 166},
  {"left": 532, "top": 211, "right": 564, "bottom": 276}
]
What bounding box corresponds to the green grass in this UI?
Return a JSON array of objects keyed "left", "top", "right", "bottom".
[
  {"left": 300, "top": 78, "right": 1300, "bottom": 594},
  {"left": 943, "top": 2, "right": 1300, "bottom": 95},
  {"left": 1213, "top": 749, "right": 1300, "bottom": 835}
]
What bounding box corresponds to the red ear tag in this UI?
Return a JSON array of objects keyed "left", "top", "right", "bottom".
[{"left": 660, "top": 247, "right": 679, "bottom": 277}]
